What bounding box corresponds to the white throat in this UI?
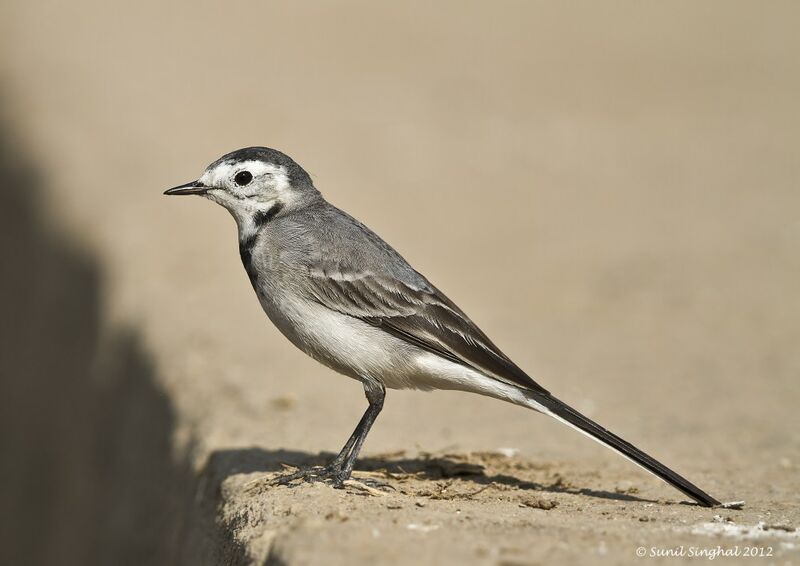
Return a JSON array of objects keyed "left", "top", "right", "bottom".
[{"left": 236, "top": 200, "right": 283, "bottom": 243}]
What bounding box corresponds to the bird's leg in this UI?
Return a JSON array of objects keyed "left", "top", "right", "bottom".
[
  {"left": 270, "top": 381, "right": 386, "bottom": 488},
  {"left": 337, "top": 381, "right": 384, "bottom": 480}
]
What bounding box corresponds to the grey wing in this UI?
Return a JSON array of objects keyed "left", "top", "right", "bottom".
[{"left": 303, "top": 263, "right": 549, "bottom": 395}]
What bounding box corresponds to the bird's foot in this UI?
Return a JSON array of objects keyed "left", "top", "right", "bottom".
[
  {"left": 268, "top": 464, "right": 395, "bottom": 492},
  {"left": 269, "top": 464, "right": 349, "bottom": 488}
]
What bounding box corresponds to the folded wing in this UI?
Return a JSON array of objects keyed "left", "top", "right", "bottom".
[{"left": 305, "top": 266, "right": 548, "bottom": 395}]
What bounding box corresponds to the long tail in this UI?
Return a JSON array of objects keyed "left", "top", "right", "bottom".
[{"left": 530, "top": 393, "right": 720, "bottom": 507}]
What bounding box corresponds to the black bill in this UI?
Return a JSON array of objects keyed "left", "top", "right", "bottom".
[{"left": 164, "top": 180, "right": 208, "bottom": 195}]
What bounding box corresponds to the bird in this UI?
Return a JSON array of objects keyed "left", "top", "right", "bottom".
[{"left": 164, "top": 146, "right": 720, "bottom": 507}]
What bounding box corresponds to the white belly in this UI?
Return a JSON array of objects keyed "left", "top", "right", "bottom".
[
  {"left": 258, "top": 291, "right": 419, "bottom": 387},
  {"left": 256, "top": 290, "right": 544, "bottom": 411}
]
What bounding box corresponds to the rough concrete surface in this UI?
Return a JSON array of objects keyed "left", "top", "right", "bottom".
[{"left": 0, "top": 2, "right": 798, "bottom": 565}]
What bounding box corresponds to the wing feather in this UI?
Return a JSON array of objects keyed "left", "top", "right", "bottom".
[{"left": 305, "top": 267, "right": 548, "bottom": 395}]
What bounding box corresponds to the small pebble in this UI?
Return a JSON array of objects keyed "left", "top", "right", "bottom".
[{"left": 520, "top": 496, "right": 558, "bottom": 510}]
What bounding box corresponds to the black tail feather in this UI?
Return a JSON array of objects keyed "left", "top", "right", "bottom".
[{"left": 535, "top": 394, "right": 720, "bottom": 507}]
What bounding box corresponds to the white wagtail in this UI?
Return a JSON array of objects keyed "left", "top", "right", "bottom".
[{"left": 165, "top": 147, "right": 719, "bottom": 507}]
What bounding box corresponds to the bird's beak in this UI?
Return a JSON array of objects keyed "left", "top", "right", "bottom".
[{"left": 164, "top": 180, "right": 209, "bottom": 196}]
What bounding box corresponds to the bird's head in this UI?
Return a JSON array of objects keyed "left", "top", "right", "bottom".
[{"left": 165, "top": 147, "right": 319, "bottom": 232}]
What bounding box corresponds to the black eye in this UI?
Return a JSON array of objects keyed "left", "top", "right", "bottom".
[{"left": 234, "top": 170, "right": 253, "bottom": 186}]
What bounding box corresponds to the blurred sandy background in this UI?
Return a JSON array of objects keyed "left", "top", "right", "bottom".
[{"left": 1, "top": 1, "right": 798, "bottom": 564}]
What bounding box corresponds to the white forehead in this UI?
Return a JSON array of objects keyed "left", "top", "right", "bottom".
[{"left": 199, "top": 159, "right": 289, "bottom": 187}]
